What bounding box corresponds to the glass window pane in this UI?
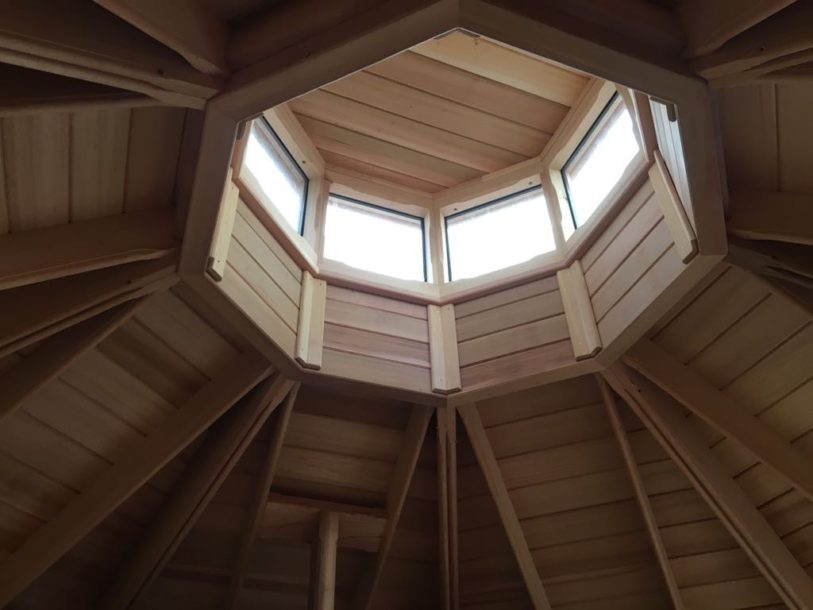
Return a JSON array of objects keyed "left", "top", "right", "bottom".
[
  {"left": 243, "top": 121, "right": 308, "bottom": 233},
  {"left": 563, "top": 97, "right": 640, "bottom": 227},
  {"left": 324, "top": 195, "right": 426, "bottom": 281},
  {"left": 445, "top": 187, "right": 556, "bottom": 281}
]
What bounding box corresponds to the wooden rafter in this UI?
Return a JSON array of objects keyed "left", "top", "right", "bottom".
[
  {"left": 0, "top": 207, "right": 176, "bottom": 291},
  {"left": 458, "top": 404, "right": 552, "bottom": 610},
  {"left": 227, "top": 385, "right": 299, "bottom": 608},
  {"left": 0, "top": 256, "right": 177, "bottom": 359},
  {"left": 603, "top": 363, "right": 813, "bottom": 610},
  {"left": 93, "top": 0, "right": 228, "bottom": 75},
  {"left": 0, "top": 298, "right": 145, "bottom": 426},
  {"left": 596, "top": 376, "right": 684, "bottom": 610},
  {"left": 103, "top": 374, "right": 296, "bottom": 610},
  {"left": 0, "top": 350, "right": 272, "bottom": 608},
  {"left": 727, "top": 238, "right": 813, "bottom": 290},
  {"left": 678, "top": 0, "right": 797, "bottom": 57},
  {"left": 356, "top": 405, "right": 433, "bottom": 610},
  {"left": 624, "top": 339, "right": 813, "bottom": 504},
  {"left": 312, "top": 511, "right": 340, "bottom": 610}
]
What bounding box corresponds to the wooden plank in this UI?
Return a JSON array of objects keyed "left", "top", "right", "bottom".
[
  {"left": 650, "top": 151, "right": 698, "bottom": 263},
  {"left": 603, "top": 363, "right": 813, "bottom": 610},
  {"left": 678, "top": 0, "right": 796, "bottom": 57},
  {"left": 625, "top": 339, "right": 813, "bottom": 505},
  {"left": 458, "top": 404, "right": 552, "bottom": 610},
  {"left": 0, "top": 350, "right": 273, "bottom": 608},
  {"left": 93, "top": 0, "right": 228, "bottom": 74},
  {"left": 312, "top": 511, "right": 339, "bottom": 610},
  {"left": 0, "top": 207, "right": 175, "bottom": 290},
  {"left": 206, "top": 169, "right": 238, "bottom": 281},
  {"left": 0, "top": 256, "right": 177, "bottom": 359},
  {"left": 428, "top": 304, "right": 462, "bottom": 394},
  {"left": 597, "top": 376, "right": 684, "bottom": 610},
  {"left": 413, "top": 31, "right": 588, "bottom": 106},
  {"left": 228, "top": 388, "right": 299, "bottom": 609},
  {"left": 557, "top": 260, "right": 601, "bottom": 359},
  {"left": 728, "top": 190, "right": 813, "bottom": 246},
  {"left": 0, "top": 0, "right": 218, "bottom": 107},
  {"left": 295, "top": 272, "right": 327, "bottom": 370},
  {"left": 0, "top": 298, "right": 144, "bottom": 426},
  {"left": 356, "top": 405, "right": 432, "bottom": 610},
  {"left": 104, "top": 374, "right": 296, "bottom": 610}
]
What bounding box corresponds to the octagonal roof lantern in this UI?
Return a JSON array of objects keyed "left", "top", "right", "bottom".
[{"left": 181, "top": 1, "right": 727, "bottom": 404}]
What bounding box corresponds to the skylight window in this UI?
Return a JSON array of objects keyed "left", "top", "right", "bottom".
[
  {"left": 563, "top": 94, "right": 640, "bottom": 228},
  {"left": 445, "top": 186, "right": 556, "bottom": 281},
  {"left": 323, "top": 195, "right": 426, "bottom": 281},
  {"left": 243, "top": 120, "right": 308, "bottom": 234}
]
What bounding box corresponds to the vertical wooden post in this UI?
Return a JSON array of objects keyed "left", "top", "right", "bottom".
[{"left": 312, "top": 511, "right": 339, "bottom": 610}]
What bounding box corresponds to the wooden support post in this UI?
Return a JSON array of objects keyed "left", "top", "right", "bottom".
[
  {"left": 557, "top": 260, "right": 601, "bottom": 360},
  {"left": 0, "top": 350, "right": 273, "bottom": 608},
  {"left": 597, "top": 376, "right": 684, "bottom": 610},
  {"left": 0, "top": 256, "right": 177, "bottom": 359},
  {"left": 458, "top": 404, "right": 552, "bottom": 610},
  {"left": 0, "top": 298, "right": 145, "bottom": 425},
  {"left": 625, "top": 339, "right": 813, "bottom": 505},
  {"left": 102, "top": 375, "right": 295, "bottom": 610},
  {"left": 446, "top": 407, "right": 459, "bottom": 610},
  {"left": 296, "top": 271, "right": 327, "bottom": 370},
  {"left": 206, "top": 167, "right": 239, "bottom": 282},
  {"left": 428, "top": 304, "right": 462, "bottom": 394},
  {"left": 0, "top": 207, "right": 176, "bottom": 291},
  {"left": 227, "top": 386, "right": 299, "bottom": 608},
  {"left": 603, "top": 363, "right": 813, "bottom": 610},
  {"left": 437, "top": 408, "right": 451, "bottom": 610},
  {"left": 649, "top": 151, "right": 697, "bottom": 263},
  {"left": 311, "top": 512, "right": 339, "bottom": 610},
  {"left": 356, "top": 405, "right": 433, "bottom": 610}
]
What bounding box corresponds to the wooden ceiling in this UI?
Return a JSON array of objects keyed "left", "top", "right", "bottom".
[
  {"left": 287, "top": 31, "right": 588, "bottom": 193},
  {"left": 1, "top": 2, "right": 813, "bottom": 610}
]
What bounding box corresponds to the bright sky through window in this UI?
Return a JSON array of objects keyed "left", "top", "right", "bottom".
[
  {"left": 564, "top": 99, "right": 639, "bottom": 227},
  {"left": 324, "top": 196, "right": 425, "bottom": 281},
  {"left": 244, "top": 122, "right": 307, "bottom": 233},
  {"left": 445, "top": 187, "right": 556, "bottom": 281}
]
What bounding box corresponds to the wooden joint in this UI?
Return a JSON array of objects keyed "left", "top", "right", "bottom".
[
  {"left": 206, "top": 168, "right": 239, "bottom": 282},
  {"left": 649, "top": 151, "right": 698, "bottom": 263},
  {"left": 557, "top": 260, "right": 601, "bottom": 360},
  {"left": 427, "top": 304, "right": 462, "bottom": 394},
  {"left": 295, "top": 271, "right": 327, "bottom": 370}
]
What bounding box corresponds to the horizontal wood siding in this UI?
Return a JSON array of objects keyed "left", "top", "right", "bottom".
[
  {"left": 582, "top": 179, "right": 682, "bottom": 348},
  {"left": 454, "top": 277, "right": 573, "bottom": 390},
  {"left": 320, "top": 285, "right": 431, "bottom": 392},
  {"left": 219, "top": 200, "right": 302, "bottom": 356}
]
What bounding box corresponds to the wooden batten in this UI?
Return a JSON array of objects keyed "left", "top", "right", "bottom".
[
  {"left": 296, "top": 271, "right": 327, "bottom": 370},
  {"left": 649, "top": 151, "right": 698, "bottom": 263},
  {"left": 557, "top": 260, "right": 601, "bottom": 359},
  {"left": 427, "top": 304, "right": 462, "bottom": 394},
  {"left": 206, "top": 168, "right": 239, "bottom": 282}
]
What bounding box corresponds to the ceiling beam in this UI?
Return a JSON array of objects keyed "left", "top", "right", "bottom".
[
  {"left": 312, "top": 511, "right": 339, "bottom": 610},
  {"left": 0, "top": 255, "right": 177, "bottom": 359},
  {"left": 727, "top": 238, "right": 813, "bottom": 290},
  {"left": 227, "top": 386, "right": 299, "bottom": 609},
  {"left": 356, "top": 405, "right": 433, "bottom": 610},
  {"left": 596, "top": 376, "right": 684, "bottom": 610},
  {"left": 458, "top": 404, "right": 552, "bottom": 610},
  {"left": 728, "top": 191, "right": 813, "bottom": 246},
  {"left": 624, "top": 339, "right": 813, "bottom": 504},
  {"left": 0, "top": 349, "right": 273, "bottom": 608},
  {"left": 691, "top": 1, "right": 813, "bottom": 80},
  {"left": 93, "top": 0, "right": 228, "bottom": 75},
  {"left": 0, "top": 207, "right": 176, "bottom": 292},
  {"left": 0, "top": 0, "right": 220, "bottom": 107},
  {"left": 0, "top": 298, "right": 145, "bottom": 426},
  {"left": 103, "top": 375, "right": 296, "bottom": 610},
  {"left": 603, "top": 363, "right": 813, "bottom": 610},
  {"left": 678, "top": 0, "right": 796, "bottom": 57}
]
